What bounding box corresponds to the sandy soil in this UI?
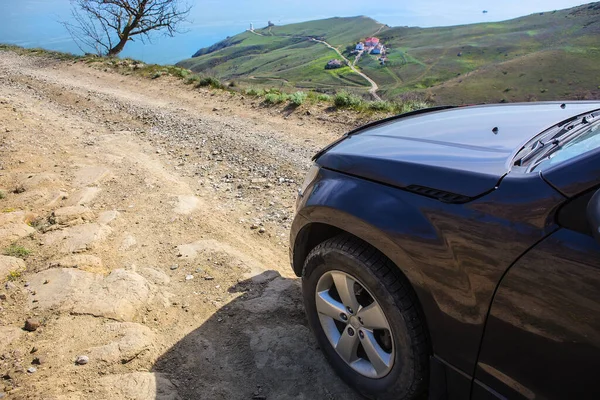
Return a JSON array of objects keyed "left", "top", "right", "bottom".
[{"left": 0, "top": 50, "right": 364, "bottom": 399}]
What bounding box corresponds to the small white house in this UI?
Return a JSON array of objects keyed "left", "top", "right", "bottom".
[{"left": 355, "top": 42, "right": 365, "bottom": 51}]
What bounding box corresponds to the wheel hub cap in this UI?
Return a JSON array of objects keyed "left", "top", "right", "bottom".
[{"left": 315, "top": 270, "right": 395, "bottom": 379}]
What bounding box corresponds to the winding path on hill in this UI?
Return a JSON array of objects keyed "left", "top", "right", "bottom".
[
  {"left": 248, "top": 29, "right": 264, "bottom": 36},
  {"left": 311, "top": 38, "right": 381, "bottom": 101}
]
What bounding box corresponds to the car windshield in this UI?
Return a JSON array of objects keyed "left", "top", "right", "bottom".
[{"left": 531, "top": 122, "right": 600, "bottom": 171}]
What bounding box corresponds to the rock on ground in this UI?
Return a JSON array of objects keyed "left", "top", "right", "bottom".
[
  {"left": 0, "top": 211, "right": 35, "bottom": 245},
  {"left": 97, "top": 210, "right": 119, "bottom": 225},
  {"left": 28, "top": 268, "right": 153, "bottom": 321},
  {"left": 137, "top": 267, "right": 170, "bottom": 285},
  {"left": 173, "top": 195, "right": 201, "bottom": 215},
  {"left": 49, "top": 254, "right": 104, "bottom": 272},
  {"left": 18, "top": 172, "right": 63, "bottom": 191},
  {"left": 74, "top": 166, "right": 111, "bottom": 186},
  {"left": 119, "top": 234, "right": 137, "bottom": 251},
  {"left": 0, "top": 255, "right": 26, "bottom": 278},
  {"left": 241, "top": 278, "right": 300, "bottom": 314},
  {"left": 65, "top": 187, "right": 101, "bottom": 206},
  {"left": 41, "top": 223, "right": 112, "bottom": 254},
  {"left": 52, "top": 205, "right": 95, "bottom": 225},
  {"left": 98, "top": 372, "right": 180, "bottom": 400},
  {"left": 88, "top": 322, "right": 155, "bottom": 363}
]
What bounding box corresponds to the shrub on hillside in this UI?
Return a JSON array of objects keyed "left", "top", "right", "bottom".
[
  {"left": 316, "top": 93, "right": 331, "bottom": 102},
  {"left": 400, "top": 100, "right": 430, "bottom": 113},
  {"left": 196, "top": 76, "right": 223, "bottom": 89},
  {"left": 334, "top": 91, "right": 363, "bottom": 108},
  {"left": 170, "top": 67, "right": 190, "bottom": 79},
  {"left": 264, "top": 93, "right": 289, "bottom": 104},
  {"left": 289, "top": 91, "right": 307, "bottom": 106},
  {"left": 368, "top": 101, "right": 394, "bottom": 112},
  {"left": 264, "top": 93, "right": 282, "bottom": 104},
  {"left": 184, "top": 75, "right": 202, "bottom": 85},
  {"left": 245, "top": 87, "right": 265, "bottom": 97}
]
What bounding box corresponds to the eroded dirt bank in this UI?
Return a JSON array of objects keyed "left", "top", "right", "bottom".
[{"left": 0, "top": 51, "right": 362, "bottom": 399}]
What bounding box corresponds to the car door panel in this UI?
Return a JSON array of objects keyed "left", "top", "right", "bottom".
[{"left": 474, "top": 229, "right": 600, "bottom": 399}]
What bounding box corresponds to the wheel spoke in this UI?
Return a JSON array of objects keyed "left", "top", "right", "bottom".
[
  {"left": 331, "top": 272, "right": 360, "bottom": 313},
  {"left": 336, "top": 328, "right": 359, "bottom": 363},
  {"left": 357, "top": 302, "right": 390, "bottom": 330},
  {"left": 316, "top": 290, "right": 347, "bottom": 322},
  {"left": 361, "top": 330, "right": 392, "bottom": 375}
]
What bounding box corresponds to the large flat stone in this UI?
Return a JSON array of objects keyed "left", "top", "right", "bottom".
[
  {"left": 19, "top": 173, "right": 63, "bottom": 191},
  {"left": 175, "top": 239, "right": 265, "bottom": 277},
  {"left": 138, "top": 267, "right": 170, "bottom": 285},
  {"left": 241, "top": 278, "right": 299, "bottom": 314},
  {"left": 0, "top": 255, "right": 26, "bottom": 278},
  {"left": 74, "top": 166, "right": 111, "bottom": 186},
  {"left": 42, "top": 223, "right": 112, "bottom": 253},
  {"left": 98, "top": 210, "right": 119, "bottom": 225},
  {"left": 52, "top": 205, "right": 95, "bottom": 225},
  {"left": 173, "top": 195, "right": 200, "bottom": 214},
  {"left": 29, "top": 268, "right": 153, "bottom": 321},
  {"left": 89, "top": 322, "right": 155, "bottom": 363},
  {"left": 98, "top": 372, "right": 180, "bottom": 400},
  {"left": 0, "top": 211, "right": 36, "bottom": 245},
  {"left": 65, "top": 187, "right": 101, "bottom": 206}
]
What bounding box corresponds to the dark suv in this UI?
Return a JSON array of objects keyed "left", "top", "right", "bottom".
[{"left": 289, "top": 102, "right": 600, "bottom": 400}]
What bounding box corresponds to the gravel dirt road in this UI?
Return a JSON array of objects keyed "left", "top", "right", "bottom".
[{"left": 0, "top": 50, "right": 364, "bottom": 399}]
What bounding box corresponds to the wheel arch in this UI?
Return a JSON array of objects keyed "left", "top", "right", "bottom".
[{"left": 292, "top": 209, "right": 426, "bottom": 291}]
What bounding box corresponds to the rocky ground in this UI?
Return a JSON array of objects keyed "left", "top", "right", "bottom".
[{"left": 0, "top": 50, "right": 365, "bottom": 399}]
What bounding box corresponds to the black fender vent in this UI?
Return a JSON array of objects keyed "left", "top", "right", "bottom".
[{"left": 406, "top": 185, "right": 472, "bottom": 204}]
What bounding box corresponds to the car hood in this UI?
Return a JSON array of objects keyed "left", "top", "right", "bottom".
[{"left": 317, "top": 102, "right": 600, "bottom": 198}]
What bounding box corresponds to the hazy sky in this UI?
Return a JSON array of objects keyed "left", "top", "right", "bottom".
[{"left": 0, "top": 0, "right": 592, "bottom": 63}]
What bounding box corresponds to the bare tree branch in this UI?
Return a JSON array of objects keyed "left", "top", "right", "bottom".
[{"left": 62, "top": 0, "right": 191, "bottom": 57}]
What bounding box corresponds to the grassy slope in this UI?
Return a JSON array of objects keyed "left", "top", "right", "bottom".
[
  {"left": 178, "top": 16, "right": 382, "bottom": 91},
  {"left": 178, "top": 3, "right": 600, "bottom": 103},
  {"left": 370, "top": 3, "right": 600, "bottom": 103}
]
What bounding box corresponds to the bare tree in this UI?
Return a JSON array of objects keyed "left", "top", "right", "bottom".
[{"left": 63, "top": 0, "right": 192, "bottom": 57}]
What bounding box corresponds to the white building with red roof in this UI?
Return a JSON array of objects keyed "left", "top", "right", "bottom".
[{"left": 365, "top": 37, "right": 380, "bottom": 47}]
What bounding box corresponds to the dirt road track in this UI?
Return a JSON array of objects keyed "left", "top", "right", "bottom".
[
  {"left": 0, "top": 51, "right": 362, "bottom": 399},
  {"left": 312, "top": 39, "right": 381, "bottom": 101}
]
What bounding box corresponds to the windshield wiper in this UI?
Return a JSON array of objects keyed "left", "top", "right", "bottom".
[{"left": 513, "top": 111, "right": 598, "bottom": 167}]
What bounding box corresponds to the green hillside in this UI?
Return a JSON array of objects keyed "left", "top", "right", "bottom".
[{"left": 178, "top": 3, "right": 600, "bottom": 104}]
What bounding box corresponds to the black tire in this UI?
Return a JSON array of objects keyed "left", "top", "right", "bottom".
[{"left": 302, "top": 234, "right": 429, "bottom": 400}]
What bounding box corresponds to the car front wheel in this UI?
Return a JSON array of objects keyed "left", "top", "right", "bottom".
[{"left": 302, "top": 234, "right": 429, "bottom": 400}]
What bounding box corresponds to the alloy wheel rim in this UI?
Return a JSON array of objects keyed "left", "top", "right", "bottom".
[{"left": 315, "top": 270, "right": 394, "bottom": 379}]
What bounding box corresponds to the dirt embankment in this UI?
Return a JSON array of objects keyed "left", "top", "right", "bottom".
[{"left": 0, "top": 50, "right": 363, "bottom": 399}]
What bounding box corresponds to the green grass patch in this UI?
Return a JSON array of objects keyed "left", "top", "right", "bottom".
[
  {"left": 196, "top": 76, "right": 224, "bottom": 89},
  {"left": 245, "top": 87, "right": 265, "bottom": 96},
  {"left": 3, "top": 245, "right": 31, "bottom": 258},
  {"left": 367, "top": 101, "right": 395, "bottom": 112},
  {"left": 289, "top": 91, "right": 307, "bottom": 106},
  {"left": 185, "top": 74, "right": 203, "bottom": 85},
  {"left": 264, "top": 92, "right": 289, "bottom": 104},
  {"left": 334, "top": 91, "right": 364, "bottom": 108}
]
